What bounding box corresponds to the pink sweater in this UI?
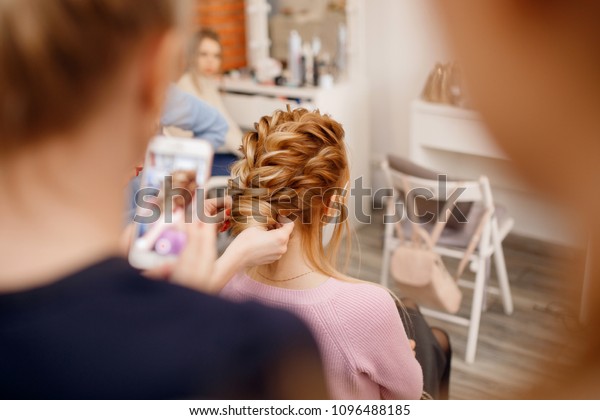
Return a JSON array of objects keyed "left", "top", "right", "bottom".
[{"left": 220, "top": 273, "right": 423, "bottom": 400}]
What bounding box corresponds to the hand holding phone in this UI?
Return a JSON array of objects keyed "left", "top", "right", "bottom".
[
  {"left": 129, "top": 136, "right": 214, "bottom": 271},
  {"left": 141, "top": 220, "right": 217, "bottom": 289}
]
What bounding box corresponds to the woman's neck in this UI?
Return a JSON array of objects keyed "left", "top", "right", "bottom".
[{"left": 250, "top": 233, "right": 330, "bottom": 290}]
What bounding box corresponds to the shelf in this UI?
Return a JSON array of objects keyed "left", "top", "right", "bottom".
[
  {"left": 412, "top": 99, "right": 482, "bottom": 121},
  {"left": 220, "top": 76, "right": 322, "bottom": 100}
]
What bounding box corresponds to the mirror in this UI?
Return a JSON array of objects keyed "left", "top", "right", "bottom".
[
  {"left": 245, "top": 0, "right": 364, "bottom": 85},
  {"left": 266, "top": 0, "right": 346, "bottom": 63}
]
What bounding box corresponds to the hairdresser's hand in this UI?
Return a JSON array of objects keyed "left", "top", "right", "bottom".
[
  {"left": 409, "top": 339, "right": 417, "bottom": 358},
  {"left": 203, "top": 196, "right": 232, "bottom": 218},
  {"left": 202, "top": 196, "right": 232, "bottom": 232},
  {"left": 170, "top": 220, "right": 217, "bottom": 287},
  {"left": 226, "top": 216, "right": 295, "bottom": 269},
  {"left": 143, "top": 220, "right": 217, "bottom": 289},
  {"left": 200, "top": 217, "right": 295, "bottom": 294}
]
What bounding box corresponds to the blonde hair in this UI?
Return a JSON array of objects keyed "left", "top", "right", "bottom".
[
  {"left": 187, "top": 28, "right": 222, "bottom": 94},
  {"left": 188, "top": 28, "right": 222, "bottom": 70},
  {"left": 229, "top": 107, "right": 351, "bottom": 279},
  {"left": 0, "top": 0, "right": 189, "bottom": 154}
]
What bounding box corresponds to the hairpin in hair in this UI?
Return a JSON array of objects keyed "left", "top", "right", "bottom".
[{"left": 227, "top": 180, "right": 302, "bottom": 211}]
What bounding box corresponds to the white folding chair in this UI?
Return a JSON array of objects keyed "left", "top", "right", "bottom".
[{"left": 380, "top": 158, "right": 514, "bottom": 363}]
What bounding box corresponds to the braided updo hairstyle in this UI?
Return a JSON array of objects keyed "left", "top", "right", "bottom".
[{"left": 229, "top": 107, "right": 351, "bottom": 276}]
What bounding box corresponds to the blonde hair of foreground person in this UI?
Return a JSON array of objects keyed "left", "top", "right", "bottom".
[
  {"left": 0, "top": 0, "right": 188, "bottom": 155},
  {"left": 435, "top": 0, "right": 600, "bottom": 398}
]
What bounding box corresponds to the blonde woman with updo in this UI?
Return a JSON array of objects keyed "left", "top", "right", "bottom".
[
  {"left": 176, "top": 29, "right": 244, "bottom": 167},
  {"left": 220, "top": 107, "right": 424, "bottom": 399}
]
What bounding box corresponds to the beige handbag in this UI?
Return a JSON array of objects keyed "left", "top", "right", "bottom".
[
  {"left": 421, "top": 62, "right": 468, "bottom": 108},
  {"left": 389, "top": 178, "right": 491, "bottom": 314}
]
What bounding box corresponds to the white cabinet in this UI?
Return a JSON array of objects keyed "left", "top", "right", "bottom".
[{"left": 410, "top": 100, "right": 507, "bottom": 160}]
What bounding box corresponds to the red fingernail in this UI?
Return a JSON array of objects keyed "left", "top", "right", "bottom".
[
  {"left": 219, "top": 222, "right": 229, "bottom": 233},
  {"left": 226, "top": 208, "right": 232, "bottom": 216}
]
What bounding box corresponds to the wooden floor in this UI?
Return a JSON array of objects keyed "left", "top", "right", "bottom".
[{"left": 345, "top": 212, "right": 587, "bottom": 399}]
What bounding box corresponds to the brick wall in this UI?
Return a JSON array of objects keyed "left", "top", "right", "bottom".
[{"left": 196, "top": 0, "right": 247, "bottom": 71}]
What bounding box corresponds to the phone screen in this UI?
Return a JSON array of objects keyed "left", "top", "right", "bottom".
[{"left": 130, "top": 140, "right": 210, "bottom": 264}]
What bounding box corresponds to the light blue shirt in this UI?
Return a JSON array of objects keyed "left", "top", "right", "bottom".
[
  {"left": 124, "top": 86, "right": 229, "bottom": 223},
  {"left": 160, "top": 85, "right": 228, "bottom": 150}
]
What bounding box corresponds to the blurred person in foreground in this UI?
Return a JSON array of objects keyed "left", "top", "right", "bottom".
[
  {"left": 435, "top": 0, "right": 600, "bottom": 398},
  {"left": 0, "top": 0, "right": 326, "bottom": 399}
]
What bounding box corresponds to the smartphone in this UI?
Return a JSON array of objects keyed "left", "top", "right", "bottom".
[{"left": 128, "top": 136, "right": 213, "bottom": 270}]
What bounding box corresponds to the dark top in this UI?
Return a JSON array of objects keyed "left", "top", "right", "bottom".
[{"left": 0, "top": 258, "right": 321, "bottom": 399}]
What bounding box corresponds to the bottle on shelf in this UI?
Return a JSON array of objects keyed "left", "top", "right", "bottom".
[
  {"left": 302, "top": 42, "right": 314, "bottom": 87},
  {"left": 311, "top": 36, "right": 322, "bottom": 87},
  {"left": 287, "top": 30, "right": 303, "bottom": 87},
  {"left": 335, "top": 23, "right": 347, "bottom": 79}
]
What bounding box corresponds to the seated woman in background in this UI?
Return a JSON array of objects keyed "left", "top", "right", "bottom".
[
  {"left": 219, "top": 107, "right": 424, "bottom": 399},
  {"left": 176, "top": 29, "right": 243, "bottom": 175}
]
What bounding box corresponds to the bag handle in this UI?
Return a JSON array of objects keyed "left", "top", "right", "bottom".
[
  {"left": 429, "top": 192, "right": 463, "bottom": 246},
  {"left": 388, "top": 198, "right": 418, "bottom": 245},
  {"left": 397, "top": 176, "right": 431, "bottom": 247},
  {"left": 390, "top": 211, "right": 436, "bottom": 249},
  {"left": 387, "top": 176, "right": 413, "bottom": 245},
  {"left": 399, "top": 175, "right": 463, "bottom": 249},
  {"left": 453, "top": 207, "right": 492, "bottom": 280}
]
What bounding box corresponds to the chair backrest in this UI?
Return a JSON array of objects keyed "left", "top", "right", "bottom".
[{"left": 381, "top": 157, "right": 495, "bottom": 227}]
